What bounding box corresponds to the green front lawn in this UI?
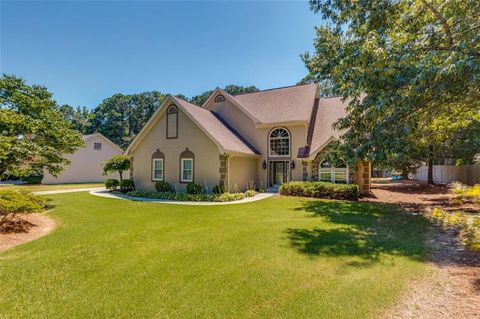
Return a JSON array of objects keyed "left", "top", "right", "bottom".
[
  {"left": 0, "top": 193, "right": 430, "bottom": 318},
  {"left": 0, "top": 182, "right": 104, "bottom": 192}
]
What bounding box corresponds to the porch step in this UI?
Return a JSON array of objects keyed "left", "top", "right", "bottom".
[{"left": 266, "top": 186, "right": 280, "bottom": 193}]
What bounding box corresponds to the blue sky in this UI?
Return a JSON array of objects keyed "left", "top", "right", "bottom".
[{"left": 1, "top": 1, "right": 321, "bottom": 108}]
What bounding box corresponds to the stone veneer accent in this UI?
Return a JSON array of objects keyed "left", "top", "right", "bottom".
[
  {"left": 219, "top": 155, "right": 228, "bottom": 187},
  {"left": 355, "top": 160, "right": 371, "bottom": 194}
]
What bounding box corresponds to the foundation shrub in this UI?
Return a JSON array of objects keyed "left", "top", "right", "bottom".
[
  {"left": 155, "top": 181, "right": 172, "bottom": 193},
  {"left": 279, "top": 181, "right": 359, "bottom": 200}
]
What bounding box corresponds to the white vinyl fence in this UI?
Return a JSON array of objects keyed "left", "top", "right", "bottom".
[{"left": 412, "top": 165, "right": 480, "bottom": 185}]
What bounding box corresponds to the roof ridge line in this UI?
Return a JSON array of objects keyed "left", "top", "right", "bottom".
[{"left": 232, "top": 83, "right": 315, "bottom": 96}]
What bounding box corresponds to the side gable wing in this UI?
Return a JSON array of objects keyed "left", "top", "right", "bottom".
[{"left": 202, "top": 88, "right": 261, "bottom": 124}]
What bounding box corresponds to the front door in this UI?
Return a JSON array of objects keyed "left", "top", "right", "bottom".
[{"left": 273, "top": 161, "right": 287, "bottom": 186}]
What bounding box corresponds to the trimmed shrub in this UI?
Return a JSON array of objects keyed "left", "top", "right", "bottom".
[
  {"left": 279, "top": 181, "right": 359, "bottom": 200},
  {"left": 23, "top": 174, "right": 43, "bottom": 184},
  {"left": 186, "top": 183, "right": 203, "bottom": 195},
  {"left": 119, "top": 179, "right": 135, "bottom": 192},
  {"left": 0, "top": 191, "right": 47, "bottom": 232},
  {"left": 212, "top": 184, "right": 225, "bottom": 194},
  {"left": 105, "top": 179, "right": 119, "bottom": 190},
  {"left": 155, "top": 181, "right": 172, "bottom": 193},
  {"left": 245, "top": 189, "right": 256, "bottom": 197}
]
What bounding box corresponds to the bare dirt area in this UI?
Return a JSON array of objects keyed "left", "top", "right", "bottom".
[
  {"left": 363, "top": 180, "right": 480, "bottom": 319},
  {"left": 0, "top": 214, "right": 55, "bottom": 253}
]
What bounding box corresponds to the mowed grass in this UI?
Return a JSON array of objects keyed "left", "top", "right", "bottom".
[
  {"left": 0, "top": 193, "right": 430, "bottom": 319},
  {"left": 0, "top": 182, "right": 104, "bottom": 192}
]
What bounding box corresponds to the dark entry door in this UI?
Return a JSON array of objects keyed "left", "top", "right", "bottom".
[{"left": 273, "top": 161, "right": 286, "bottom": 185}]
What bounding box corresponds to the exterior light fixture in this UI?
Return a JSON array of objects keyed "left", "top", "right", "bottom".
[
  {"left": 262, "top": 160, "right": 267, "bottom": 170},
  {"left": 290, "top": 161, "right": 296, "bottom": 169}
]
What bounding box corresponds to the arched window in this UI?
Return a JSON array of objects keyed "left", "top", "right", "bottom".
[
  {"left": 318, "top": 159, "right": 349, "bottom": 183},
  {"left": 269, "top": 128, "right": 290, "bottom": 157},
  {"left": 214, "top": 95, "right": 225, "bottom": 103},
  {"left": 166, "top": 105, "right": 178, "bottom": 139},
  {"left": 151, "top": 149, "right": 165, "bottom": 181},
  {"left": 179, "top": 148, "right": 194, "bottom": 183}
]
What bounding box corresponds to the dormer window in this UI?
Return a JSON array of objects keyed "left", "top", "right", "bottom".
[{"left": 214, "top": 95, "right": 226, "bottom": 103}]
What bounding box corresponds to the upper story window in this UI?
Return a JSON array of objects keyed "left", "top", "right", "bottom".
[
  {"left": 94, "top": 142, "right": 102, "bottom": 150},
  {"left": 166, "top": 105, "right": 178, "bottom": 139},
  {"left": 269, "top": 128, "right": 290, "bottom": 157},
  {"left": 214, "top": 95, "right": 226, "bottom": 103}
]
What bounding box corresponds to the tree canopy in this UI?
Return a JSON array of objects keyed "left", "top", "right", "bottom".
[
  {"left": 303, "top": 0, "right": 480, "bottom": 181},
  {"left": 0, "top": 74, "right": 84, "bottom": 179},
  {"left": 102, "top": 154, "right": 131, "bottom": 181},
  {"left": 90, "top": 91, "right": 167, "bottom": 149}
]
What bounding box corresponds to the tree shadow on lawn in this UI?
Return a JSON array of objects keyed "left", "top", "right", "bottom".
[{"left": 286, "top": 200, "right": 430, "bottom": 266}]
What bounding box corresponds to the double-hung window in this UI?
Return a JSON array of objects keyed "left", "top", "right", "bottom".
[
  {"left": 181, "top": 158, "right": 193, "bottom": 182},
  {"left": 152, "top": 158, "right": 164, "bottom": 181}
]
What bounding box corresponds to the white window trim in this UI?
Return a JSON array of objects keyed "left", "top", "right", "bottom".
[
  {"left": 269, "top": 128, "right": 290, "bottom": 157},
  {"left": 152, "top": 158, "right": 164, "bottom": 181},
  {"left": 181, "top": 158, "right": 193, "bottom": 182},
  {"left": 319, "top": 165, "right": 349, "bottom": 183}
]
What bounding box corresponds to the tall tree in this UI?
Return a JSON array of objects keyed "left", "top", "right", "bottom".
[
  {"left": 0, "top": 74, "right": 84, "bottom": 179},
  {"left": 91, "top": 91, "right": 166, "bottom": 149},
  {"left": 303, "top": 0, "right": 480, "bottom": 183},
  {"left": 58, "top": 104, "right": 94, "bottom": 134}
]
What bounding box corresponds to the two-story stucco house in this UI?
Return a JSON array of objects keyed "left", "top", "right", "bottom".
[{"left": 125, "top": 84, "right": 371, "bottom": 193}]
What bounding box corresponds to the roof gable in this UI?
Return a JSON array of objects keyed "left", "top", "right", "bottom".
[
  {"left": 83, "top": 133, "right": 123, "bottom": 152},
  {"left": 308, "top": 96, "right": 348, "bottom": 157},
  {"left": 202, "top": 88, "right": 261, "bottom": 124},
  {"left": 125, "top": 95, "right": 257, "bottom": 156}
]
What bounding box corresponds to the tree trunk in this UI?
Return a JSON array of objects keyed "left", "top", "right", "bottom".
[
  {"left": 119, "top": 171, "right": 123, "bottom": 182},
  {"left": 427, "top": 146, "right": 434, "bottom": 185},
  {"left": 401, "top": 170, "right": 409, "bottom": 179}
]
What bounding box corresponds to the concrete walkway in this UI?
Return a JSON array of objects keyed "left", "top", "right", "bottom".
[
  {"left": 33, "top": 187, "right": 106, "bottom": 195},
  {"left": 89, "top": 189, "right": 276, "bottom": 206}
]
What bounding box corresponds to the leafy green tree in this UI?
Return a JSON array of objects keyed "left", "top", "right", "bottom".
[
  {"left": 58, "top": 104, "right": 94, "bottom": 134},
  {"left": 102, "top": 155, "right": 131, "bottom": 181},
  {"left": 0, "top": 74, "right": 84, "bottom": 179},
  {"left": 303, "top": 0, "right": 480, "bottom": 184},
  {"left": 91, "top": 91, "right": 166, "bottom": 149}
]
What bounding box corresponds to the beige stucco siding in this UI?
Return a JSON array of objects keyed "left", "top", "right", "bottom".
[
  {"left": 42, "top": 135, "right": 123, "bottom": 184},
  {"left": 228, "top": 156, "right": 258, "bottom": 192},
  {"left": 131, "top": 107, "right": 221, "bottom": 191},
  {"left": 210, "top": 99, "right": 307, "bottom": 186}
]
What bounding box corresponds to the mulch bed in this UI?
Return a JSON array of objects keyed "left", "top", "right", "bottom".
[{"left": 362, "top": 180, "right": 480, "bottom": 319}]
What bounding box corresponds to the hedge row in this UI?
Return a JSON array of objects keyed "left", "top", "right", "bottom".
[
  {"left": 279, "top": 181, "right": 359, "bottom": 200},
  {"left": 126, "top": 190, "right": 256, "bottom": 202}
]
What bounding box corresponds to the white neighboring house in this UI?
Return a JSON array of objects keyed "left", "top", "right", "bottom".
[{"left": 42, "top": 133, "right": 124, "bottom": 184}]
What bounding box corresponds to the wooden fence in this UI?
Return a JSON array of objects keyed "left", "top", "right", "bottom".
[{"left": 412, "top": 165, "right": 480, "bottom": 185}]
